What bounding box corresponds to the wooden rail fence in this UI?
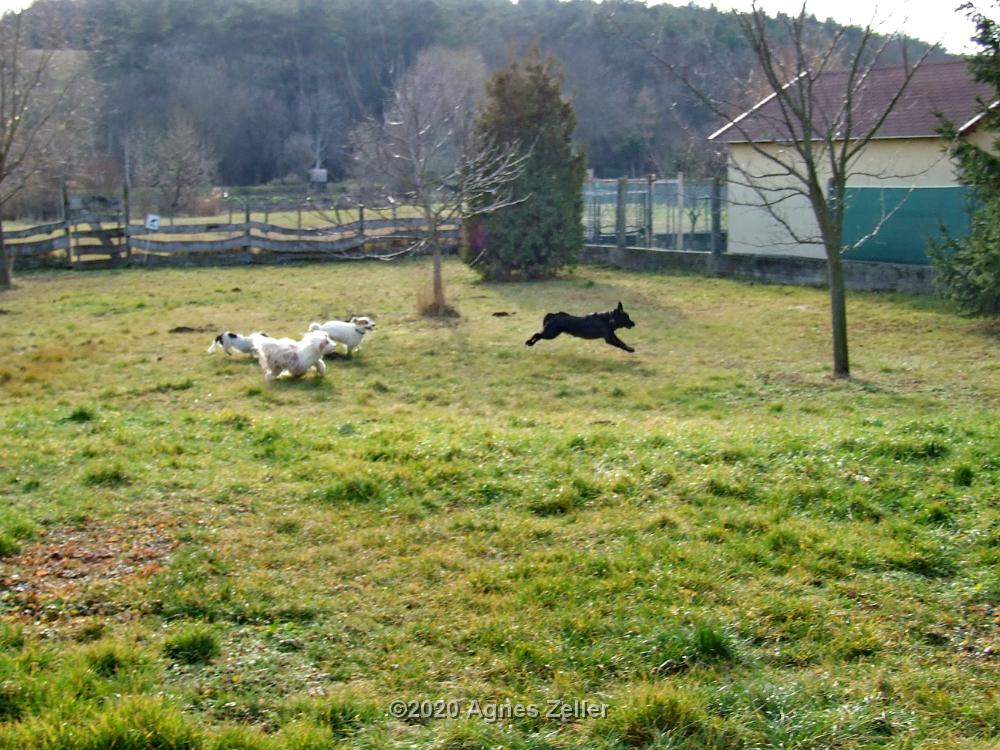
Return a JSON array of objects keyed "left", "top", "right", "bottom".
[{"left": 5, "top": 215, "right": 460, "bottom": 269}]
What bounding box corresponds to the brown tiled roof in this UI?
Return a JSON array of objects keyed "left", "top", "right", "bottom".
[{"left": 709, "top": 59, "right": 994, "bottom": 143}]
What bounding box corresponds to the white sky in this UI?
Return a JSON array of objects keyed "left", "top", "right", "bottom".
[
  {"left": 0, "top": 0, "right": 990, "bottom": 55},
  {"left": 0, "top": 0, "right": 28, "bottom": 14},
  {"left": 655, "top": 0, "right": 988, "bottom": 54}
]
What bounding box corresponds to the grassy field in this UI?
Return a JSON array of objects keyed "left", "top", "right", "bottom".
[{"left": 0, "top": 259, "right": 997, "bottom": 749}]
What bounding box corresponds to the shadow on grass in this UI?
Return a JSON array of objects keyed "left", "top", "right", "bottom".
[
  {"left": 533, "top": 351, "right": 652, "bottom": 374},
  {"left": 974, "top": 318, "right": 1000, "bottom": 340},
  {"left": 265, "top": 376, "right": 334, "bottom": 392}
]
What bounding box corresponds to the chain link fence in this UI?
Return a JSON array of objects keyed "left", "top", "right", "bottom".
[{"left": 583, "top": 176, "right": 726, "bottom": 251}]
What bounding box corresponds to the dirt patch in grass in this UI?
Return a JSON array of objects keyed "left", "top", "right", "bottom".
[
  {"left": 168, "top": 324, "right": 215, "bottom": 333},
  {"left": 0, "top": 519, "right": 178, "bottom": 620}
]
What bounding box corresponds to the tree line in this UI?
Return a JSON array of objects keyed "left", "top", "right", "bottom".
[{"left": 12, "top": 0, "right": 943, "bottom": 200}]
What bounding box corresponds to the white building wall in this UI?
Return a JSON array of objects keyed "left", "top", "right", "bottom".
[{"left": 725, "top": 134, "right": 986, "bottom": 258}]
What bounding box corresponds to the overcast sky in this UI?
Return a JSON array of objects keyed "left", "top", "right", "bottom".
[
  {"left": 0, "top": 0, "right": 990, "bottom": 55},
  {"left": 670, "top": 0, "right": 987, "bottom": 54}
]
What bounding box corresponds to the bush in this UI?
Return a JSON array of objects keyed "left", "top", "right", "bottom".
[{"left": 930, "top": 198, "right": 1000, "bottom": 316}]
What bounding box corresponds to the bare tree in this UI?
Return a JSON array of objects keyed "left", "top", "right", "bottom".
[
  {"left": 352, "top": 47, "right": 527, "bottom": 315},
  {"left": 0, "top": 11, "right": 85, "bottom": 288},
  {"left": 629, "top": 2, "right": 935, "bottom": 378},
  {"left": 129, "top": 119, "right": 217, "bottom": 216},
  {"left": 290, "top": 50, "right": 348, "bottom": 177}
]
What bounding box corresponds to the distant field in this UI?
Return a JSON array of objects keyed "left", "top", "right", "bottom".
[{"left": 0, "top": 260, "right": 997, "bottom": 749}]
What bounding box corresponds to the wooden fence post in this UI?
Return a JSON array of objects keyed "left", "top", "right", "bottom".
[
  {"left": 243, "top": 204, "right": 251, "bottom": 254},
  {"left": 122, "top": 179, "right": 131, "bottom": 260},
  {"left": 615, "top": 178, "right": 626, "bottom": 251},
  {"left": 60, "top": 179, "right": 74, "bottom": 268}
]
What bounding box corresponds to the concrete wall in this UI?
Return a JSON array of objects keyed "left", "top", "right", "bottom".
[{"left": 580, "top": 244, "right": 936, "bottom": 294}]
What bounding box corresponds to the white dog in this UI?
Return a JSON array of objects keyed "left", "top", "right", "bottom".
[
  {"left": 307, "top": 316, "right": 376, "bottom": 356},
  {"left": 248, "top": 332, "right": 296, "bottom": 350},
  {"left": 207, "top": 331, "right": 266, "bottom": 355},
  {"left": 256, "top": 331, "right": 338, "bottom": 381}
]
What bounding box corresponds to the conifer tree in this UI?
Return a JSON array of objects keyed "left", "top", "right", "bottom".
[
  {"left": 467, "top": 50, "right": 586, "bottom": 280},
  {"left": 931, "top": 3, "right": 1000, "bottom": 316}
]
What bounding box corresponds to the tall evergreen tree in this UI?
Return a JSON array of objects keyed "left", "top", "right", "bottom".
[
  {"left": 467, "top": 50, "right": 586, "bottom": 280},
  {"left": 930, "top": 3, "right": 1000, "bottom": 316}
]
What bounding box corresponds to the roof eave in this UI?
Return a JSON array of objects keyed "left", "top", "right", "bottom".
[
  {"left": 708, "top": 72, "right": 807, "bottom": 142},
  {"left": 958, "top": 100, "right": 999, "bottom": 136},
  {"left": 722, "top": 133, "right": 964, "bottom": 146}
]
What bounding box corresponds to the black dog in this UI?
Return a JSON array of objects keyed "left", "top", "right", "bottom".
[{"left": 525, "top": 301, "right": 636, "bottom": 352}]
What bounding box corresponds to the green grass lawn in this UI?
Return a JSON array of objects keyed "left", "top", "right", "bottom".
[{"left": 0, "top": 259, "right": 997, "bottom": 749}]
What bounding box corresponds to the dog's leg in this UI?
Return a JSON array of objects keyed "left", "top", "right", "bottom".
[
  {"left": 526, "top": 326, "right": 560, "bottom": 346},
  {"left": 605, "top": 332, "right": 635, "bottom": 353},
  {"left": 315, "top": 359, "right": 327, "bottom": 376}
]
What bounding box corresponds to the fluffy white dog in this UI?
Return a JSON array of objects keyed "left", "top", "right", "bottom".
[
  {"left": 256, "top": 331, "right": 338, "bottom": 380},
  {"left": 307, "top": 316, "right": 376, "bottom": 355},
  {"left": 207, "top": 331, "right": 266, "bottom": 355},
  {"left": 248, "top": 332, "right": 296, "bottom": 350}
]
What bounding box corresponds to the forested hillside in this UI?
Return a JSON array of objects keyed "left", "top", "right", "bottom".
[{"left": 19, "top": 0, "right": 946, "bottom": 189}]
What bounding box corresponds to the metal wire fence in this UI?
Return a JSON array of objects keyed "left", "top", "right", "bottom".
[{"left": 583, "top": 177, "right": 725, "bottom": 251}]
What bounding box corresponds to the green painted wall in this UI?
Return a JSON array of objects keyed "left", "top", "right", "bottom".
[{"left": 841, "top": 186, "right": 973, "bottom": 265}]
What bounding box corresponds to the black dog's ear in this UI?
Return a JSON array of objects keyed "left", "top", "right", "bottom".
[
  {"left": 617, "top": 301, "right": 623, "bottom": 310},
  {"left": 226, "top": 332, "right": 238, "bottom": 339}
]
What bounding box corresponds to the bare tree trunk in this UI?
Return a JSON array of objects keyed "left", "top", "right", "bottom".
[
  {"left": 422, "top": 199, "right": 446, "bottom": 315},
  {"left": 432, "top": 232, "right": 444, "bottom": 312},
  {"left": 0, "top": 217, "right": 11, "bottom": 289},
  {"left": 826, "top": 249, "right": 850, "bottom": 378}
]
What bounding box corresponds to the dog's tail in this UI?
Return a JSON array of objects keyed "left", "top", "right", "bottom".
[
  {"left": 308, "top": 322, "right": 322, "bottom": 332},
  {"left": 542, "top": 313, "right": 555, "bottom": 326},
  {"left": 207, "top": 335, "right": 223, "bottom": 353}
]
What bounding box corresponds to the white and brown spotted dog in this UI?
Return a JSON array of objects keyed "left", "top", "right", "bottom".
[{"left": 307, "top": 316, "right": 376, "bottom": 356}]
